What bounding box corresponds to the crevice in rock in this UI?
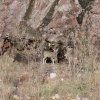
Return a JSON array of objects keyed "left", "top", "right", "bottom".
[
  {"left": 23, "top": 0, "right": 35, "bottom": 21},
  {"left": 77, "top": 0, "right": 94, "bottom": 26},
  {"left": 57, "top": 42, "right": 66, "bottom": 63},
  {"left": 78, "top": 0, "right": 93, "bottom": 10},
  {"left": 39, "top": 0, "right": 60, "bottom": 28},
  {"left": 76, "top": 0, "right": 94, "bottom": 26},
  {"left": 76, "top": 10, "right": 85, "bottom": 25}
]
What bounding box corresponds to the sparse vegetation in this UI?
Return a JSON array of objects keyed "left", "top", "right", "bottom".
[
  {"left": 0, "top": 34, "right": 100, "bottom": 99},
  {"left": 0, "top": 0, "right": 100, "bottom": 100}
]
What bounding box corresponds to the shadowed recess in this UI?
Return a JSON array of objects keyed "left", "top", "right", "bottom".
[
  {"left": 45, "top": 57, "right": 52, "bottom": 63},
  {"left": 78, "top": 0, "right": 94, "bottom": 9},
  {"left": 76, "top": 10, "right": 85, "bottom": 25}
]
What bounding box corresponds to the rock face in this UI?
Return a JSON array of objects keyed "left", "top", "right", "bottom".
[
  {"left": 0, "top": 0, "right": 97, "bottom": 34},
  {"left": 0, "top": 0, "right": 100, "bottom": 61}
]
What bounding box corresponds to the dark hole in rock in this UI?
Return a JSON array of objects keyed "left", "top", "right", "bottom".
[
  {"left": 76, "top": 10, "right": 85, "bottom": 25},
  {"left": 78, "top": 0, "right": 93, "bottom": 9},
  {"left": 45, "top": 57, "right": 52, "bottom": 63},
  {"left": 57, "top": 47, "right": 65, "bottom": 63}
]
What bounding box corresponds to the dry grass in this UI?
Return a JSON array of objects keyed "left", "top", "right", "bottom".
[
  {"left": 0, "top": 53, "right": 100, "bottom": 100},
  {"left": 0, "top": 29, "right": 100, "bottom": 100}
]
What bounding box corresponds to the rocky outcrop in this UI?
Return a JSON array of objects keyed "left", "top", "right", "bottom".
[
  {"left": 0, "top": 0, "right": 95, "bottom": 34},
  {"left": 0, "top": 0, "right": 100, "bottom": 62}
]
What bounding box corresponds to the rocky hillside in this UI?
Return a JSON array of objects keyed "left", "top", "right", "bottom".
[
  {"left": 0, "top": 0, "right": 100, "bottom": 100},
  {"left": 0, "top": 0, "right": 100, "bottom": 58}
]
